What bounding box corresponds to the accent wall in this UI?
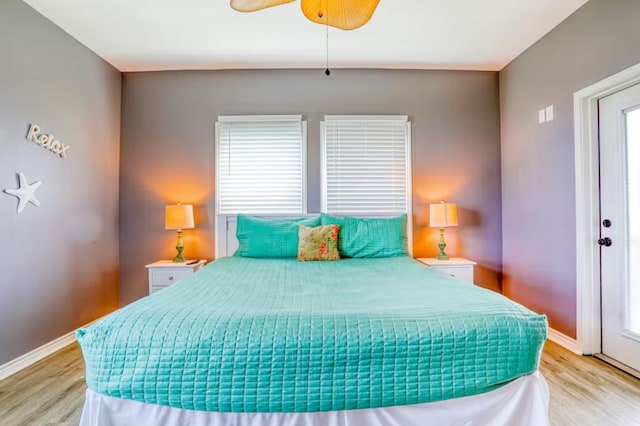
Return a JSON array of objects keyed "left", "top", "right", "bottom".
[
  {"left": 119, "top": 69, "right": 502, "bottom": 305},
  {"left": 0, "top": 0, "right": 121, "bottom": 364},
  {"left": 499, "top": 0, "right": 640, "bottom": 338}
]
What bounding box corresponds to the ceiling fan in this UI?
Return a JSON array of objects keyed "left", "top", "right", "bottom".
[{"left": 230, "top": 0, "right": 381, "bottom": 31}]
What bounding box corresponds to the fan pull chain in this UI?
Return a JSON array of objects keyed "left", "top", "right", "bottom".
[
  {"left": 325, "top": 23, "right": 331, "bottom": 76},
  {"left": 319, "top": 1, "right": 330, "bottom": 76}
]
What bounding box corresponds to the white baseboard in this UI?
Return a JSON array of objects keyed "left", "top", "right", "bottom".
[
  {"left": 0, "top": 316, "right": 105, "bottom": 381},
  {"left": 547, "top": 327, "right": 582, "bottom": 355}
]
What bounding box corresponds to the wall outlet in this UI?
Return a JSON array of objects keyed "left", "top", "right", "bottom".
[
  {"left": 545, "top": 105, "right": 554, "bottom": 121},
  {"left": 539, "top": 109, "right": 546, "bottom": 124}
]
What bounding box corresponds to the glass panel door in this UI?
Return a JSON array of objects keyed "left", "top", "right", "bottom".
[{"left": 599, "top": 83, "right": 640, "bottom": 372}]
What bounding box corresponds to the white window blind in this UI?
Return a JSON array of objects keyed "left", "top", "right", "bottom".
[
  {"left": 216, "top": 116, "right": 306, "bottom": 214},
  {"left": 321, "top": 116, "right": 411, "bottom": 215}
]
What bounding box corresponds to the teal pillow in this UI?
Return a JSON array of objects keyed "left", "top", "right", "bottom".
[
  {"left": 234, "top": 214, "right": 321, "bottom": 258},
  {"left": 320, "top": 213, "right": 409, "bottom": 258}
]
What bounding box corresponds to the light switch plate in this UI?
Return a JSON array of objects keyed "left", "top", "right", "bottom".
[
  {"left": 545, "top": 105, "right": 554, "bottom": 121},
  {"left": 539, "top": 109, "right": 546, "bottom": 124}
]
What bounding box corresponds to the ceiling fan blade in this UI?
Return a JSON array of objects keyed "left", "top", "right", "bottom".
[
  {"left": 301, "top": 0, "right": 380, "bottom": 30},
  {"left": 231, "top": 0, "right": 295, "bottom": 13}
]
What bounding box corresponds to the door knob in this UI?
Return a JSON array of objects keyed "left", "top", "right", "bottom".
[
  {"left": 603, "top": 219, "right": 612, "bottom": 228},
  {"left": 598, "top": 237, "right": 613, "bottom": 247}
]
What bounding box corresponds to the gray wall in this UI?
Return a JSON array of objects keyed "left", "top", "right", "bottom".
[
  {"left": 120, "top": 69, "right": 502, "bottom": 305},
  {"left": 499, "top": 0, "right": 640, "bottom": 338},
  {"left": 0, "top": 0, "right": 121, "bottom": 364}
]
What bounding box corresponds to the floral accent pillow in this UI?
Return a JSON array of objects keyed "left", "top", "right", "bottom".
[{"left": 297, "top": 224, "right": 340, "bottom": 262}]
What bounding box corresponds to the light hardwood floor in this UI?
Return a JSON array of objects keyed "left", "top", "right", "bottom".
[{"left": 0, "top": 341, "right": 639, "bottom": 425}]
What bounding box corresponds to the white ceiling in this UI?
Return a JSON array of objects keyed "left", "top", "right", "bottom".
[{"left": 22, "top": 0, "right": 590, "bottom": 72}]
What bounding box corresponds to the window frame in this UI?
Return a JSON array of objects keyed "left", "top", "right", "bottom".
[
  {"left": 214, "top": 115, "right": 308, "bottom": 216},
  {"left": 320, "top": 115, "right": 413, "bottom": 253},
  {"left": 320, "top": 115, "right": 413, "bottom": 214}
]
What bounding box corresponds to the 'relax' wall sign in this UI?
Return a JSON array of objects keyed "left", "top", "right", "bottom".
[{"left": 26, "top": 124, "right": 71, "bottom": 159}]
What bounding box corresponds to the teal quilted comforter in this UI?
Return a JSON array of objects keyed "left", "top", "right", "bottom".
[{"left": 77, "top": 257, "right": 547, "bottom": 413}]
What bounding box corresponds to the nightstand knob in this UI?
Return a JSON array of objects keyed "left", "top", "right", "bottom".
[{"left": 168, "top": 276, "right": 174, "bottom": 281}]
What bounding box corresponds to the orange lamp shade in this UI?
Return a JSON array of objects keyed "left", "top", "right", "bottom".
[
  {"left": 429, "top": 202, "right": 459, "bottom": 228},
  {"left": 301, "top": 0, "right": 380, "bottom": 30},
  {"left": 165, "top": 204, "right": 195, "bottom": 230},
  {"left": 230, "top": 0, "right": 294, "bottom": 12}
]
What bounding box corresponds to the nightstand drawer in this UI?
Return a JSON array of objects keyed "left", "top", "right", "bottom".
[
  {"left": 417, "top": 258, "right": 476, "bottom": 284},
  {"left": 431, "top": 266, "right": 474, "bottom": 283},
  {"left": 152, "top": 269, "right": 191, "bottom": 286},
  {"left": 150, "top": 269, "right": 191, "bottom": 294},
  {"left": 146, "top": 260, "right": 206, "bottom": 295}
]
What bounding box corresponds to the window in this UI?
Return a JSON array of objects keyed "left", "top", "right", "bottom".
[
  {"left": 321, "top": 115, "right": 411, "bottom": 216},
  {"left": 216, "top": 115, "right": 307, "bottom": 214}
]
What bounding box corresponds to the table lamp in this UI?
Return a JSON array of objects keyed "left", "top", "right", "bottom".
[
  {"left": 429, "top": 201, "right": 458, "bottom": 260},
  {"left": 165, "top": 203, "right": 195, "bottom": 263}
]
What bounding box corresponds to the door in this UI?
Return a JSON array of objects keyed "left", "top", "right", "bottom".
[{"left": 599, "top": 82, "right": 640, "bottom": 372}]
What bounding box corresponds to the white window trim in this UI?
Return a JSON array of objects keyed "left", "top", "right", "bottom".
[
  {"left": 320, "top": 115, "right": 413, "bottom": 255},
  {"left": 323, "top": 115, "right": 409, "bottom": 122},
  {"left": 217, "top": 115, "right": 303, "bottom": 123},
  {"left": 214, "top": 115, "right": 308, "bottom": 258}
]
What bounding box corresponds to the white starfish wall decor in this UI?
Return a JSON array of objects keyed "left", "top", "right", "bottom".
[{"left": 3, "top": 172, "right": 42, "bottom": 214}]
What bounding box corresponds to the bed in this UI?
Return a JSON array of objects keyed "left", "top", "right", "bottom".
[{"left": 77, "top": 253, "right": 549, "bottom": 425}]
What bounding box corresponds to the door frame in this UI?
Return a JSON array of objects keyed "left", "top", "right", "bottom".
[{"left": 574, "top": 61, "right": 640, "bottom": 355}]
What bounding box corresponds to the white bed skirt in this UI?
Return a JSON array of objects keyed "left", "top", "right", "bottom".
[{"left": 80, "top": 371, "right": 549, "bottom": 426}]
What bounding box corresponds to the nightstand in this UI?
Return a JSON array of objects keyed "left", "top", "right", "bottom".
[
  {"left": 145, "top": 260, "right": 206, "bottom": 295},
  {"left": 417, "top": 258, "right": 476, "bottom": 284}
]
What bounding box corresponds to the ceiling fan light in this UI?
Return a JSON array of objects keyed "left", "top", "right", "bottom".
[
  {"left": 301, "top": 0, "right": 380, "bottom": 30},
  {"left": 230, "top": 0, "right": 295, "bottom": 13}
]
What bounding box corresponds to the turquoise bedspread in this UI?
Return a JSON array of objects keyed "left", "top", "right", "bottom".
[{"left": 77, "top": 257, "right": 547, "bottom": 413}]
